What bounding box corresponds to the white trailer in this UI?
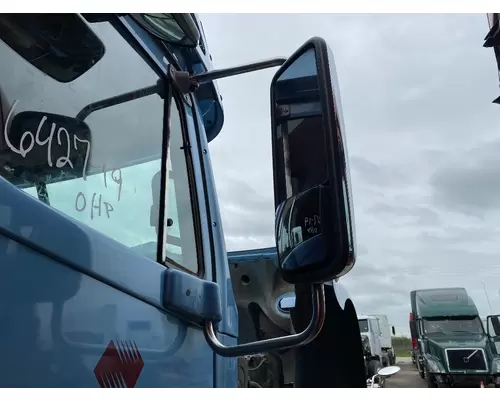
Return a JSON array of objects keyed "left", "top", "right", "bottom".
[{"left": 367, "top": 314, "right": 396, "bottom": 366}]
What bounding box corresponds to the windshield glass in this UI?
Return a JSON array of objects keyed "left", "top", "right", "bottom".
[
  {"left": 359, "top": 319, "right": 369, "bottom": 333},
  {"left": 0, "top": 15, "right": 178, "bottom": 260},
  {"left": 423, "top": 317, "right": 484, "bottom": 335}
]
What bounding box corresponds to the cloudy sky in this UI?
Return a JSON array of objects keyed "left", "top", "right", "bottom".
[{"left": 199, "top": 13, "right": 500, "bottom": 335}]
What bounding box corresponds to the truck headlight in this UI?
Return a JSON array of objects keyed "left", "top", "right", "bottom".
[
  {"left": 492, "top": 358, "right": 500, "bottom": 373},
  {"left": 426, "top": 357, "right": 444, "bottom": 373}
]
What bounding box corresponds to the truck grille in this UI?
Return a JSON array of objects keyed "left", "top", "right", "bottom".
[{"left": 446, "top": 348, "right": 487, "bottom": 372}]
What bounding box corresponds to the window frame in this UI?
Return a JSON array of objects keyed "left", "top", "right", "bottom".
[
  {"left": 158, "top": 87, "right": 205, "bottom": 278},
  {"left": 1, "top": 16, "right": 206, "bottom": 277}
]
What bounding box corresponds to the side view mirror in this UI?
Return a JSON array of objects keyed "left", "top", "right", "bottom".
[
  {"left": 131, "top": 14, "right": 201, "bottom": 48},
  {"left": 377, "top": 365, "right": 401, "bottom": 378},
  {"left": 487, "top": 314, "right": 500, "bottom": 337},
  {"left": 367, "top": 366, "right": 400, "bottom": 388},
  {"left": 392, "top": 326, "right": 396, "bottom": 335},
  {"left": 270, "top": 37, "right": 356, "bottom": 285}
]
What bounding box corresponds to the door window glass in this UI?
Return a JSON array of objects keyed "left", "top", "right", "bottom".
[{"left": 1, "top": 17, "right": 163, "bottom": 256}]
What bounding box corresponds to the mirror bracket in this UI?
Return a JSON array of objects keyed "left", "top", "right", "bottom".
[
  {"left": 204, "top": 284, "right": 326, "bottom": 357},
  {"left": 169, "top": 66, "right": 200, "bottom": 95},
  {"left": 169, "top": 58, "right": 288, "bottom": 96},
  {"left": 73, "top": 57, "right": 288, "bottom": 122},
  {"left": 275, "top": 104, "right": 290, "bottom": 120},
  {"left": 76, "top": 79, "right": 164, "bottom": 121},
  {"left": 191, "top": 57, "right": 287, "bottom": 85}
]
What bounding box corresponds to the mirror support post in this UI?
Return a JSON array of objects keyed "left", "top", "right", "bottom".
[
  {"left": 76, "top": 80, "right": 163, "bottom": 121},
  {"left": 192, "top": 58, "right": 287, "bottom": 85},
  {"left": 73, "top": 58, "right": 287, "bottom": 120},
  {"left": 204, "top": 284, "right": 326, "bottom": 357}
]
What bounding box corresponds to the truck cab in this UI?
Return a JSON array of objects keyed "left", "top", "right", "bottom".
[
  {"left": 368, "top": 314, "right": 396, "bottom": 366},
  {"left": 358, "top": 315, "right": 383, "bottom": 377},
  {"left": 0, "top": 14, "right": 365, "bottom": 387},
  {"left": 410, "top": 287, "right": 500, "bottom": 388}
]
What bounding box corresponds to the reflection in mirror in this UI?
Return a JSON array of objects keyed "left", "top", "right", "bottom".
[
  {"left": 272, "top": 46, "right": 330, "bottom": 280},
  {"left": 0, "top": 14, "right": 105, "bottom": 83},
  {"left": 274, "top": 48, "right": 326, "bottom": 200},
  {"left": 276, "top": 186, "right": 330, "bottom": 271},
  {"left": 271, "top": 38, "right": 356, "bottom": 284}
]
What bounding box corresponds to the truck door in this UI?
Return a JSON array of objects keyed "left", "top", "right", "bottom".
[
  {"left": 486, "top": 315, "right": 500, "bottom": 355},
  {"left": 415, "top": 318, "right": 427, "bottom": 375},
  {"left": 0, "top": 15, "right": 218, "bottom": 387},
  {"left": 409, "top": 313, "right": 418, "bottom": 348},
  {"left": 369, "top": 319, "right": 382, "bottom": 356}
]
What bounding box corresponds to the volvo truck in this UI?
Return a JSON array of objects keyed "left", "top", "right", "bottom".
[
  {"left": 0, "top": 14, "right": 366, "bottom": 387},
  {"left": 410, "top": 287, "right": 500, "bottom": 388}
]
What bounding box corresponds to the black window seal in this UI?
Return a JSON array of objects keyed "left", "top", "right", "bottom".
[
  {"left": 189, "top": 95, "right": 218, "bottom": 284},
  {"left": 110, "top": 15, "right": 204, "bottom": 276},
  {"left": 158, "top": 86, "right": 205, "bottom": 278}
]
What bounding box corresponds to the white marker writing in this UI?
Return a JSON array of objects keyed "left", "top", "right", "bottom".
[
  {"left": 75, "top": 191, "right": 114, "bottom": 219},
  {"left": 4, "top": 100, "right": 35, "bottom": 157},
  {"left": 73, "top": 135, "right": 90, "bottom": 181},
  {"left": 4, "top": 100, "right": 91, "bottom": 180}
]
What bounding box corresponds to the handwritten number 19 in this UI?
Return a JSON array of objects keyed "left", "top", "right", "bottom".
[{"left": 102, "top": 164, "right": 122, "bottom": 202}]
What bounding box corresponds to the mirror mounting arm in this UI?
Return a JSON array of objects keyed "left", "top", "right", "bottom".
[
  {"left": 192, "top": 57, "right": 287, "bottom": 84},
  {"left": 204, "top": 284, "right": 326, "bottom": 357},
  {"left": 169, "top": 58, "right": 287, "bottom": 95},
  {"left": 74, "top": 56, "right": 287, "bottom": 122},
  {"left": 75, "top": 78, "right": 164, "bottom": 121}
]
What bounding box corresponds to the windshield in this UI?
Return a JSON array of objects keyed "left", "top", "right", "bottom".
[
  {"left": 359, "top": 319, "right": 369, "bottom": 333},
  {"left": 423, "top": 317, "right": 484, "bottom": 335}
]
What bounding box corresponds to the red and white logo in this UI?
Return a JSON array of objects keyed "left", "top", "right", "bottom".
[{"left": 94, "top": 340, "right": 144, "bottom": 388}]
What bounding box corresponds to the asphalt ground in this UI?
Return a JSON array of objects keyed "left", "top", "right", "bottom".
[
  {"left": 384, "top": 357, "right": 427, "bottom": 388},
  {"left": 384, "top": 357, "right": 497, "bottom": 388}
]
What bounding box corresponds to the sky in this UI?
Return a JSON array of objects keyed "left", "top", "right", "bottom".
[{"left": 200, "top": 13, "right": 500, "bottom": 336}]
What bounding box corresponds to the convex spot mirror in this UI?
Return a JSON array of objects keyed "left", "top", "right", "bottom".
[
  {"left": 270, "top": 37, "right": 356, "bottom": 285},
  {"left": 131, "top": 14, "right": 200, "bottom": 48},
  {"left": 377, "top": 366, "right": 400, "bottom": 378}
]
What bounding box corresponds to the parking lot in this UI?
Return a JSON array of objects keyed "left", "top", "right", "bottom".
[
  {"left": 384, "top": 357, "right": 497, "bottom": 388},
  {"left": 385, "top": 357, "right": 427, "bottom": 388}
]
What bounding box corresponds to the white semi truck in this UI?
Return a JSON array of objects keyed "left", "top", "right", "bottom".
[
  {"left": 359, "top": 314, "right": 396, "bottom": 368},
  {"left": 370, "top": 314, "right": 396, "bottom": 366}
]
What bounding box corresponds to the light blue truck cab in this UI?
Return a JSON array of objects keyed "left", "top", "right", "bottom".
[{"left": 0, "top": 14, "right": 365, "bottom": 387}]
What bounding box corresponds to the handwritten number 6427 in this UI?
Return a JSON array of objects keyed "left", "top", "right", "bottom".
[{"left": 3, "top": 100, "right": 91, "bottom": 180}]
